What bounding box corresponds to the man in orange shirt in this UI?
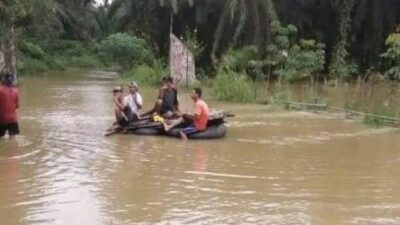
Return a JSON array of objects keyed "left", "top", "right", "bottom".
[{"left": 164, "top": 88, "right": 209, "bottom": 140}]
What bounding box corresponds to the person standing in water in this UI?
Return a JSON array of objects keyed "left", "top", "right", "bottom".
[{"left": 0, "top": 73, "right": 20, "bottom": 140}]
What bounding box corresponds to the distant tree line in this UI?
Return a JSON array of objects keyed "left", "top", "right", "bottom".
[{"left": 1, "top": 0, "right": 399, "bottom": 81}]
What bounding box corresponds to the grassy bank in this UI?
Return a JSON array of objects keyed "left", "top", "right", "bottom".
[{"left": 18, "top": 40, "right": 106, "bottom": 75}]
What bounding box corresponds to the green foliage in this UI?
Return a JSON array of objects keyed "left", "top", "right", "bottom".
[
  {"left": 42, "top": 40, "right": 88, "bottom": 57},
  {"left": 43, "top": 56, "right": 66, "bottom": 70},
  {"left": 19, "top": 57, "right": 49, "bottom": 74},
  {"left": 329, "top": 0, "right": 354, "bottom": 79},
  {"left": 68, "top": 55, "right": 102, "bottom": 68},
  {"left": 122, "top": 61, "right": 167, "bottom": 87},
  {"left": 183, "top": 29, "right": 205, "bottom": 60},
  {"left": 266, "top": 22, "right": 298, "bottom": 78},
  {"left": 3, "top": 0, "right": 400, "bottom": 83},
  {"left": 212, "top": 69, "right": 253, "bottom": 102},
  {"left": 219, "top": 46, "right": 260, "bottom": 72},
  {"left": 19, "top": 41, "right": 45, "bottom": 59},
  {"left": 382, "top": 33, "right": 400, "bottom": 80},
  {"left": 277, "top": 39, "right": 325, "bottom": 81},
  {"left": 18, "top": 39, "right": 103, "bottom": 74},
  {"left": 267, "top": 23, "right": 326, "bottom": 82},
  {"left": 97, "top": 33, "right": 153, "bottom": 69},
  {"left": 271, "top": 21, "right": 297, "bottom": 49}
]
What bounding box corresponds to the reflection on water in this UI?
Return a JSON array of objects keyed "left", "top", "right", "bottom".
[{"left": 0, "top": 70, "right": 399, "bottom": 225}]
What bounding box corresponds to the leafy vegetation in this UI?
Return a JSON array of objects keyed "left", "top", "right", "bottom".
[
  {"left": 212, "top": 69, "right": 253, "bottom": 103},
  {"left": 0, "top": 0, "right": 399, "bottom": 91},
  {"left": 382, "top": 33, "right": 400, "bottom": 81},
  {"left": 122, "top": 60, "right": 167, "bottom": 87},
  {"left": 97, "top": 33, "right": 153, "bottom": 69}
]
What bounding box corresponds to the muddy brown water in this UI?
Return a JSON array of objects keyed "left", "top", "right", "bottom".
[{"left": 0, "top": 70, "right": 399, "bottom": 225}]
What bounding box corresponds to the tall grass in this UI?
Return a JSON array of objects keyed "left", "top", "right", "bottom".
[
  {"left": 68, "top": 55, "right": 102, "bottom": 68},
  {"left": 122, "top": 61, "right": 167, "bottom": 86},
  {"left": 212, "top": 69, "right": 253, "bottom": 102}
]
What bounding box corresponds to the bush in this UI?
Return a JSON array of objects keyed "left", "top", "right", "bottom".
[
  {"left": 277, "top": 39, "right": 325, "bottom": 82},
  {"left": 68, "top": 55, "right": 102, "bottom": 68},
  {"left": 219, "top": 46, "right": 259, "bottom": 72},
  {"left": 20, "top": 41, "right": 45, "bottom": 59},
  {"left": 43, "top": 56, "right": 66, "bottom": 70},
  {"left": 212, "top": 69, "right": 253, "bottom": 102},
  {"left": 382, "top": 33, "right": 400, "bottom": 80},
  {"left": 97, "top": 33, "right": 153, "bottom": 69},
  {"left": 41, "top": 40, "right": 88, "bottom": 57},
  {"left": 122, "top": 61, "right": 167, "bottom": 86},
  {"left": 19, "top": 57, "right": 48, "bottom": 74}
]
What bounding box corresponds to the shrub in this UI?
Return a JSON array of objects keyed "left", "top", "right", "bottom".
[
  {"left": 43, "top": 56, "right": 66, "bottom": 70},
  {"left": 219, "top": 46, "right": 259, "bottom": 72},
  {"left": 212, "top": 69, "right": 253, "bottom": 102},
  {"left": 122, "top": 61, "right": 167, "bottom": 86},
  {"left": 20, "top": 41, "right": 45, "bottom": 59},
  {"left": 381, "top": 33, "right": 400, "bottom": 80},
  {"left": 38, "top": 40, "right": 88, "bottom": 57},
  {"left": 68, "top": 55, "right": 102, "bottom": 68},
  {"left": 277, "top": 39, "right": 325, "bottom": 82},
  {"left": 97, "top": 33, "right": 153, "bottom": 69},
  {"left": 19, "top": 57, "right": 48, "bottom": 74}
]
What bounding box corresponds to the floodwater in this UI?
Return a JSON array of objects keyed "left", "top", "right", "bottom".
[{"left": 0, "top": 70, "right": 399, "bottom": 225}]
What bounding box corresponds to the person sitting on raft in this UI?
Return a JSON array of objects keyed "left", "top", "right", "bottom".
[
  {"left": 110, "top": 86, "right": 135, "bottom": 130},
  {"left": 164, "top": 88, "right": 209, "bottom": 140},
  {"left": 144, "top": 76, "right": 179, "bottom": 119},
  {"left": 123, "top": 81, "right": 143, "bottom": 121}
]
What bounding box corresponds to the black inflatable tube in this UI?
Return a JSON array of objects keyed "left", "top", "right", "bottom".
[
  {"left": 166, "top": 124, "right": 227, "bottom": 139},
  {"left": 131, "top": 128, "right": 163, "bottom": 136}
]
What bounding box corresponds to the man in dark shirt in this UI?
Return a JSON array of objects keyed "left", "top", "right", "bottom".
[
  {"left": 158, "top": 76, "right": 179, "bottom": 117},
  {"left": 143, "top": 76, "right": 179, "bottom": 118}
]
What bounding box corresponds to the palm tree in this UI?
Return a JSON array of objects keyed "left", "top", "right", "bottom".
[
  {"left": 0, "top": 0, "right": 32, "bottom": 78},
  {"left": 211, "top": 0, "right": 278, "bottom": 62}
]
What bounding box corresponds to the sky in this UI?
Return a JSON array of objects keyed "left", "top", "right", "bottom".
[{"left": 94, "top": 0, "right": 107, "bottom": 6}]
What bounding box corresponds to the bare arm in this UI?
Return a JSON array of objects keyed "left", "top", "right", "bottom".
[
  {"left": 15, "top": 89, "right": 19, "bottom": 109},
  {"left": 183, "top": 113, "right": 195, "bottom": 120},
  {"left": 114, "top": 97, "right": 126, "bottom": 110},
  {"left": 134, "top": 94, "right": 143, "bottom": 110},
  {"left": 16, "top": 93, "right": 19, "bottom": 109},
  {"left": 174, "top": 89, "right": 180, "bottom": 112},
  {"left": 158, "top": 87, "right": 166, "bottom": 100}
]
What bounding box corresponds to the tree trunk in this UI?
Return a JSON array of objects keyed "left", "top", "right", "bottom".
[
  {"left": 0, "top": 20, "right": 17, "bottom": 81},
  {"left": 0, "top": 40, "right": 5, "bottom": 73},
  {"left": 10, "top": 25, "right": 17, "bottom": 81}
]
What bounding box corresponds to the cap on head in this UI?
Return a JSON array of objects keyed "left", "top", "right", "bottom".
[
  {"left": 113, "top": 86, "right": 123, "bottom": 93},
  {"left": 129, "top": 81, "right": 138, "bottom": 88}
]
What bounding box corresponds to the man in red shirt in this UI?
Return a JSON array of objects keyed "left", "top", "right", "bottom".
[
  {"left": 164, "top": 88, "right": 209, "bottom": 140},
  {"left": 0, "top": 73, "right": 20, "bottom": 140}
]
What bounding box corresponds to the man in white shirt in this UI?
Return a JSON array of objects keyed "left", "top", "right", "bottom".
[{"left": 123, "top": 81, "right": 143, "bottom": 121}]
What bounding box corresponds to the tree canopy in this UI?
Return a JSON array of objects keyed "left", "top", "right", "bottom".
[{"left": 0, "top": 0, "right": 399, "bottom": 80}]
